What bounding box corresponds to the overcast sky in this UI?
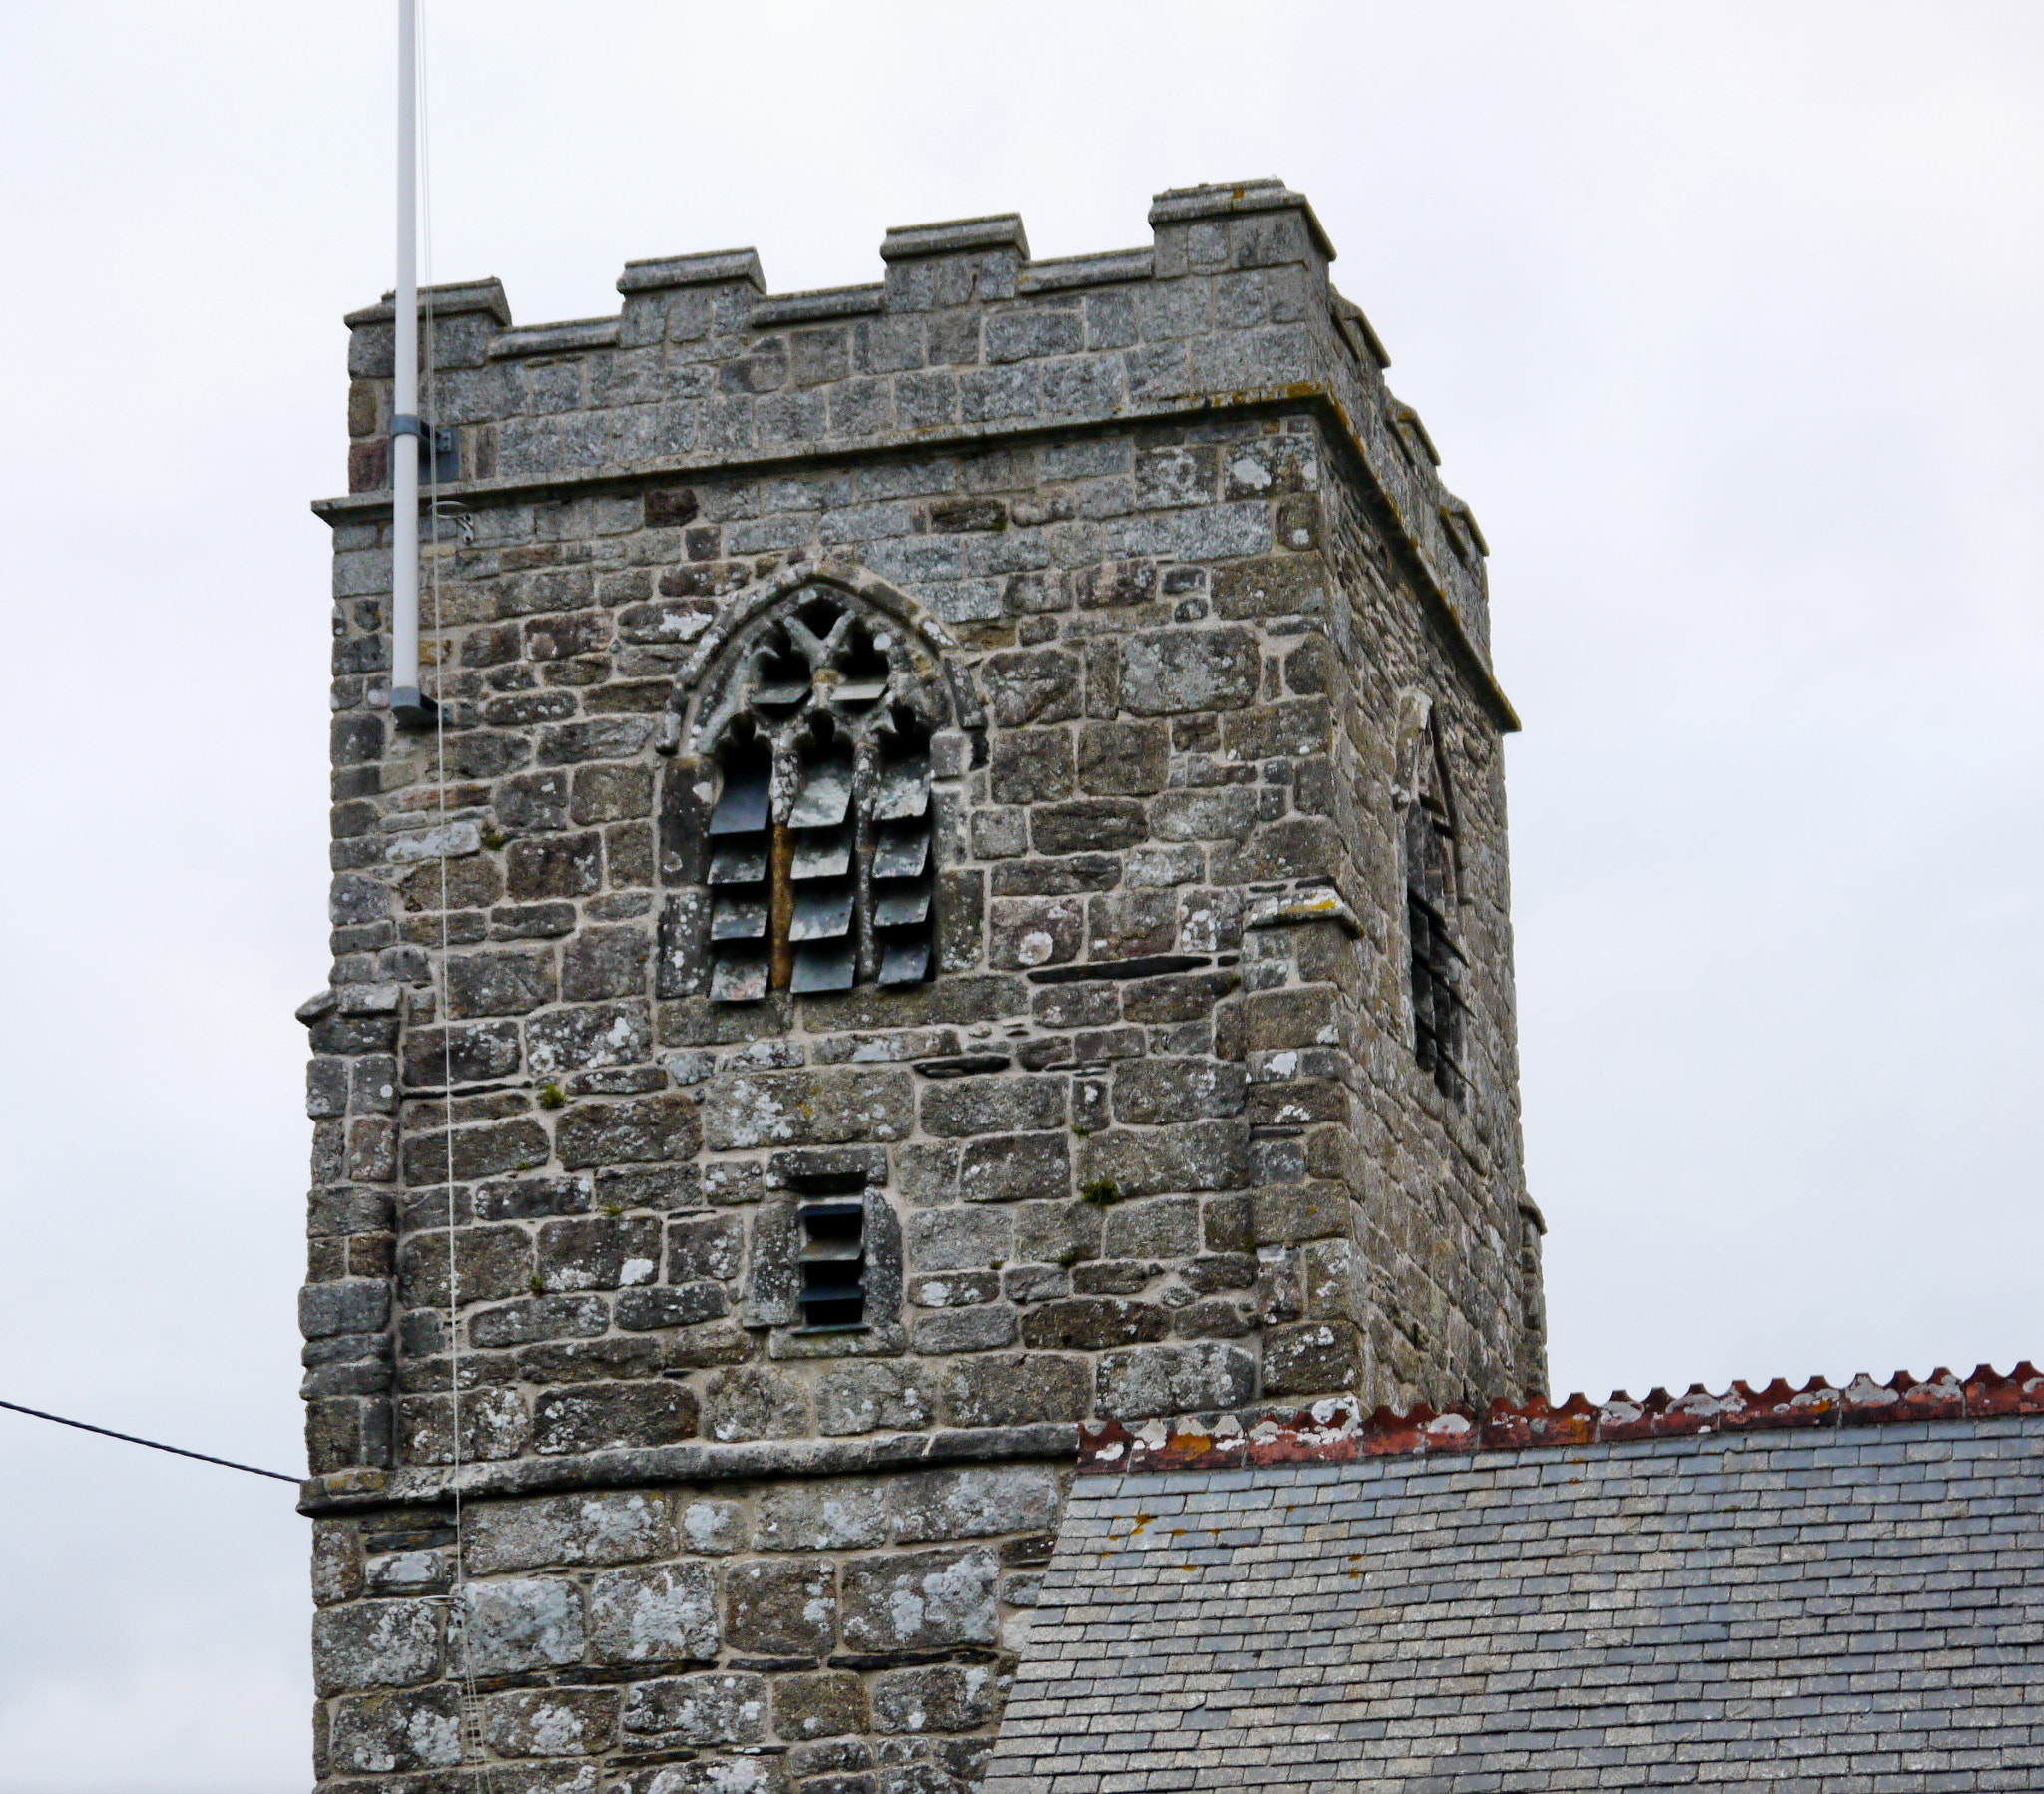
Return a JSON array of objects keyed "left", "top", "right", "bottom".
[{"left": 0, "top": 4, "right": 2038, "bottom": 1789}]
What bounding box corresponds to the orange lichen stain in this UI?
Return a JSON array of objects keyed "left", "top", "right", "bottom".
[{"left": 1129, "top": 1513, "right": 1157, "bottom": 1534}]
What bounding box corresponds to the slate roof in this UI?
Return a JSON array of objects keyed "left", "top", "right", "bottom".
[{"left": 987, "top": 1411, "right": 2044, "bottom": 1793}]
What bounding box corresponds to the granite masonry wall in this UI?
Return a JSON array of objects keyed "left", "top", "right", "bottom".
[
  {"left": 994, "top": 1368, "right": 2044, "bottom": 1793},
  {"left": 297, "top": 180, "right": 1541, "bottom": 1794}
]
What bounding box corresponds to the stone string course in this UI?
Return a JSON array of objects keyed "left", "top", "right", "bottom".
[{"left": 300, "top": 180, "right": 1548, "bottom": 1794}]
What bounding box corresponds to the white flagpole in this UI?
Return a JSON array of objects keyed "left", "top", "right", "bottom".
[{"left": 390, "top": 0, "right": 431, "bottom": 725}]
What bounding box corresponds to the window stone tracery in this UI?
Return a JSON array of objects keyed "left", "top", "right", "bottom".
[{"left": 695, "top": 584, "right": 945, "bottom": 1002}]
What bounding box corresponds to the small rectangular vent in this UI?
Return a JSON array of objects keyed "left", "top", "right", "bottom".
[{"left": 796, "top": 1199, "right": 866, "bottom": 1330}]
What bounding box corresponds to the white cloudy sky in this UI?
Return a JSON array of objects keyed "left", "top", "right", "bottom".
[{"left": 0, "top": 3, "right": 2038, "bottom": 1788}]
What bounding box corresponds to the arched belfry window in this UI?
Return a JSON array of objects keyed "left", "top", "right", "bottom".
[
  {"left": 1395, "top": 693, "right": 1469, "bottom": 1103},
  {"left": 692, "top": 584, "right": 946, "bottom": 1003}
]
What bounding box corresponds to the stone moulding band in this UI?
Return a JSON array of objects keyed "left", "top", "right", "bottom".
[
  {"left": 297, "top": 1419, "right": 1080, "bottom": 1516},
  {"left": 1078, "top": 1362, "right": 2044, "bottom": 1475}
]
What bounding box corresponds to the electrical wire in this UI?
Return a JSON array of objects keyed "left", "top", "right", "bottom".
[{"left": 0, "top": 1398, "right": 297, "bottom": 1483}]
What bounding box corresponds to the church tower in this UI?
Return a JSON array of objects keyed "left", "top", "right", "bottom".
[{"left": 298, "top": 181, "right": 1543, "bottom": 1791}]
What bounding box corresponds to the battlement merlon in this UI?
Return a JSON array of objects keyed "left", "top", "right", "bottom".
[{"left": 319, "top": 179, "right": 1514, "bottom": 727}]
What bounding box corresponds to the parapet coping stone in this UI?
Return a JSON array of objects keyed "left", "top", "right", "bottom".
[
  {"left": 298, "top": 1419, "right": 1080, "bottom": 1516},
  {"left": 881, "top": 213, "right": 1030, "bottom": 262},
  {"left": 617, "top": 247, "right": 767, "bottom": 294},
  {"left": 1079, "top": 1362, "right": 2044, "bottom": 1475},
  {"left": 749, "top": 283, "right": 887, "bottom": 328},
  {"left": 487, "top": 316, "right": 622, "bottom": 359},
  {"left": 1149, "top": 178, "right": 1336, "bottom": 261},
  {"left": 1017, "top": 247, "right": 1156, "bottom": 295},
  {"left": 344, "top": 277, "right": 512, "bottom": 329}
]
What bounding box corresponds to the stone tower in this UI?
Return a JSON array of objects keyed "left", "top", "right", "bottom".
[{"left": 298, "top": 180, "right": 1544, "bottom": 1791}]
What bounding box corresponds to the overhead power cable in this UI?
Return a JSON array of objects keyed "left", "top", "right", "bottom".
[{"left": 0, "top": 1399, "right": 298, "bottom": 1483}]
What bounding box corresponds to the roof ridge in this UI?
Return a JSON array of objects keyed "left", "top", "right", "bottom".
[{"left": 1078, "top": 1363, "right": 2044, "bottom": 1474}]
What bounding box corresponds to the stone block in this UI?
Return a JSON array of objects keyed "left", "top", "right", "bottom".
[
  {"left": 1217, "top": 816, "right": 1344, "bottom": 885},
  {"left": 1095, "top": 1340, "right": 1258, "bottom": 1418},
  {"left": 1110, "top": 1058, "right": 1246, "bottom": 1124},
  {"left": 536, "top": 1215, "right": 663, "bottom": 1291},
  {"left": 1118, "top": 628, "right": 1259, "bottom": 714},
  {"left": 481, "top": 1689, "right": 620, "bottom": 1761},
  {"left": 589, "top": 1563, "right": 719, "bottom": 1665},
  {"left": 988, "top": 729, "right": 1073, "bottom": 804},
  {"left": 669, "top": 1212, "right": 746, "bottom": 1282},
  {"left": 325, "top": 1686, "right": 462, "bottom": 1773},
  {"left": 959, "top": 1131, "right": 1070, "bottom": 1204},
  {"left": 622, "top": 1671, "right": 769, "bottom": 1746},
  {"left": 468, "top": 1294, "right": 611, "bottom": 1349},
  {"left": 889, "top": 1466, "right": 1062, "bottom": 1544},
  {"left": 1243, "top": 985, "right": 1339, "bottom": 1051},
  {"left": 401, "top": 1020, "right": 523, "bottom": 1088},
  {"left": 562, "top": 925, "right": 652, "bottom": 999},
  {"left": 816, "top": 1362, "right": 935, "bottom": 1437},
  {"left": 1221, "top": 696, "right": 1329, "bottom": 760},
  {"left": 1100, "top": 1195, "right": 1200, "bottom": 1259},
  {"left": 1029, "top": 799, "right": 1148, "bottom": 855},
  {"left": 920, "top": 1075, "right": 1065, "bottom": 1138},
  {"left": 464, "top": 1491, "right": 674, "bottom": 1574},
  {"left": 532, "top": 1381, "right": 697, "bottom": 1454},
  {"left": 1120, "top": 970, "right": 1238, "bottom": 1024},
  {"left": 907, "top": 1206, "right": 1012, "bottom": 1272},
  {"left": 704, "top": 1366, "right": 813, "bottom": 1442},
  {"left": 400, "top": 1116, "right": 552, "bottom": 1186},
  {"left": 300, "top": 1279, "right": 390, "bottom": 1341},
  {"left": 394, "top": 1388, "right": 531, "bottom": 1465},
  {"left": 1012, "top": 1199, "right": 1101, "bottom": 1267},
  {"left": 1149, "top": 786, "right": 1260, "bottom": 842},
  {"left": 311, "top": 1598, "right": 441, "bottom": 1695},
  {"left": 1076, "top": 720, "right": 1169, "bottom": 795},
  {"left": 1262, "top": 1318, "right": 1362, "bottom": 1395},
  {"left": 458, "top": 1577, "right": 585, "bottom": 1674},
  {"left": 558, "top": 1092, "right": 700, "bottom": 1167},
  {"left": 1250, "top": 1181, "right": 1350, "bottom": 1245},
  {"left": 662, "top": 1498, "right": 743, "bottom": 1563},
  {"left": 1210, "top": 554, "right": 1325, "bottom": 620},
  {"left": 616, "top": 1281, "right": 729, "bottom": 1329},
  {"left": 527, "top": 1003, "right": 654, "bottom": 1077},
  {"left": 913, "top": 1305, "right": 1017, "bottom": 1352},
  {"left": 507, "top": 831, "right": 603, "bottom": 899},
  {"left": 397, "top": 1226, "right": 533, "bottom": 1311},
  {"left": 1077, "top": 1121, "right": 1248, "bottom": 1196},
  {"left": 569, "top": 762, "right": 653, "bottom": 824},
  {"left": 871, "top": 1662, "right": 1004, "bottom": 1735},
  {"left": 1021, "top": 1297, "right": 1169, "bottom": 1351},
  {"left": 701, "top": 1070, "right": 914, "bottom": 1150},
  {"left": 988, "top": 896, "right": 1083, "bottom": 971},
  {"left": 979, "top": 649, "right": 1081, "bottom": 725},
  {"left": 773, "top": 1669, "right": 869, "bottom": 1741},
  {"left": 723, "top": 1559, "right": 835, "bottom": 1657},
  {"left": 447, "top": 949, "right": 558, "bottom": 1018},
  {"left": 840, "top": 1547, "right": 999, "bottom": 1652},
  {"left": 757, "top": 1479, "right": 892, "bottom": 1552},
  {"left": 936, "top": 1352, "right": 1089, "bottom": 1429}
]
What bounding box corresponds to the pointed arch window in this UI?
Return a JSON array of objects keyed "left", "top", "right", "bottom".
[
  {"left": 1398, "top": 695, "right": 1469, "bottom": 1103},
  {"left": 699, "top": 587, "right": 940, "bottom": 1002}
]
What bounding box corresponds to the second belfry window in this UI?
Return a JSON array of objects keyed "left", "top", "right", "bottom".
[
  {"left": 1404, "top": 721, "right": 1470, "bottom": 1104},
  {"left": 705, "top": 592, "right": 936, "bottom": 1001}
]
